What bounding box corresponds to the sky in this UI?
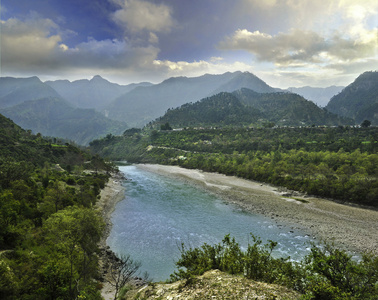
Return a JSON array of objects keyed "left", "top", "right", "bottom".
[{"left": 0, "top": 0, "right": 377, "bottom": 88}]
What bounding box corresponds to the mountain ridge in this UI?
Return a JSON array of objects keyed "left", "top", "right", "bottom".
[
  {"left": 1, "top": 71, "right": 376, "bottom": 146},
  {"left": 0, "top": 96, "right": 127, "bottom": 145},
  {"left": 152, "top": 88, "right": 353, "bottom": 128},
  {"left": 326, "top": 71, "right": 378, "bottom": 125},
  {"left": 0, "top": 76, "right": 61, "bottom": 108},
  {"left": 105, "top": 71, "right": 280, "bottom": 127},
  {"left": 45, "top": 75, "right": 153, "bottom": 110}
]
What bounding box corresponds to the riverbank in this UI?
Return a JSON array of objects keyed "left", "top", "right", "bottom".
[
  {"left": 97, "top": 173, "right": 126, "bottom": 245},
  {"left": 96, "top": 173, "right": 126, "bottom": 300},
  {"left": 138, "top": 164, "right": 378, "bottom": 255}
]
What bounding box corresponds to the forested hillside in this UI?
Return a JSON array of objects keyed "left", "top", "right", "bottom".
[
  {"left": 235, "top": 89, "right": 353, "bottom": 126},
  {"left": 0, "top": 113, "right": 114, "bottom": 299},
  {"left": 153, "top": 92, "right": 264, "bottom": 128},
  {"left": 0, "top": 97, "right": 127, "bottom": 145},
  {"left": 326, "top": 71, "right": 378, "bottom": 125},
  {"left": 90, "top": 126, "right": 378, "bottom": 207},
  {"left": 152, "top": 89, "right": 353, "bottom": 129}
]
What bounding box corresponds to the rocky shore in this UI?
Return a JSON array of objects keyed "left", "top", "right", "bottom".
[
  {"left": 138, "top": 164, "right": 378, "bottom": 255},
  {"left": 96, "top": 172, "right": 127, "bottom": 300}
]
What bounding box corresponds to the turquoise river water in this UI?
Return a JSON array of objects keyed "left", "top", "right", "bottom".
[{"left": 107, "top": 165, "right": 313, "bottom": 282}]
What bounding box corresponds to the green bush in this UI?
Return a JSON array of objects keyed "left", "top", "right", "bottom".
[{"left": 170, "top": 234, "right": 378, "bottom": 300}]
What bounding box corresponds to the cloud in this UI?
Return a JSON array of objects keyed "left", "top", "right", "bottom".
[
  {"left": 65, "top": 38, "right": 159, "bottom": 69},
  {"left": 218, "top": 29, "right": 326, "bottom": 65},
  {"left": 240, "top": 0, "right": 377, "bottom": 32},
  {"left": 111, "top": 0, "right": 174, "bottom": 33},
  {"left": 325, "top": 59, "right": 378, "bottom": 75},
  {"left": 1, "top": 11, "right": 252, "bottom": 84},
  {"left": 1, "top": 14, "right": 63, "bottom": 69},
  {"left": 210, "top": 57, "right": 224, "bottom": 63},
  {"left": 1, "top": 0, "right": 376, "bottom": 88},
  {"left": 0, "top": 14, "right": 160, "bottom": 76},
  {"left": 149, "top": 32, "right": 159, "bottom": 44},
  {"left": 151, "top": 59, "right": 253, "bottom": 79},
  {"left": 218, "top": 28, "right": 377, "bottom": 67}
]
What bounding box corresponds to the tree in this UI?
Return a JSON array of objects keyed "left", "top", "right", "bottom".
[
  {"left": 0, "top": 159, "right": 32, "bottom": 189},
  {"left": 0, "top": 252, "right": 18, "bottom": 299},
  {"left": 0, "top": 192, "right": 20, "bottom": 248},
  {"left": 161, "top": 122, "right": 172, "bottom": 130},
  {"left": 107, "top": 254, "right": 142, "bottom": 300},
  {"left": 361, "top": 120, "right": 371, "bottom": 127},
  {"left": 44, "top": 207, "right": 104, "bottom": 299},
  {"left": 44, "top": 181, "right": 67, "bottom": 213},
  {"left": 150, "top": 130, "right": 159, "bottom": 141}
]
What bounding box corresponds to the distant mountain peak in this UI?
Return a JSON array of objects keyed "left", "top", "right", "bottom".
[
  {"left": 161, "top": 76, "right": 187, "bottom": 84},
  {"left": 25, "top": 76, "right": 43, "bottom": 84},
  {"left": 90, "top": 75, "right": 107, "bottom": 82},
  {"left": 288, "top": 86, "right": 345, "bottom": 107}
]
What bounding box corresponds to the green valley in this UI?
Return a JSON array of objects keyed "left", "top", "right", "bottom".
[{"left": 90, "top": 126, "right": 378, "bottom": 207}]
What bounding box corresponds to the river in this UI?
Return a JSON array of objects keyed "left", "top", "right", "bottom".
[{"left": 107, "top": 165, "right": 313, "bottom": 282}]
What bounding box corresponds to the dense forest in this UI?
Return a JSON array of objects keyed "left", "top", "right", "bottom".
[
  {"left": 151, "top": 90, "right": 353, "bottom": 129},
  {"left": 0, "top": 114, "right": 115, "bottom": 299},
  {"left": 90, "top": 126, "right": 378, "bottom": 207}
]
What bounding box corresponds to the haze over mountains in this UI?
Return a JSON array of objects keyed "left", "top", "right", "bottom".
[
  {"left": 105, "top": 71, "right": 279, "bottom": 127},
  {"left": 0, "top": 76, "right": 61, "bottom": 108},
  {"left": 0, "top": 71, "right": 376, "bottom": 144},
  {"left": 45, "top": 75, "right": 152, "bottom": 110},
  {"left": 1, "top": 97, "right": 127, "bottom": 145},
  {"left": 288, "top": 86, "right": 344, "bottom": 107},
  {"left": 0, "top": 77, "right": 127, "bottom": 145}
]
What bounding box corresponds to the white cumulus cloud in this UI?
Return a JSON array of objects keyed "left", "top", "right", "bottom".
[
  {"left": 151, "top": 59, "right": 253, "bottom": 80},
  {"left": 111, "top": 0, "right": 174, "bottom": 33},
  {"left": 1, "top": 15, "right": 63, "bottom": 70},
  {"left": 0, "top": 14, "right": 160, "bottom": 78},
  {"left": 218, "top": 27, "right": 377, "bottom": 67}
]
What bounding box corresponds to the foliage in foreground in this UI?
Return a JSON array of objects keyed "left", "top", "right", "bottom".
[
  {"left": 0, "top": 113, "right": 116, "bottom": 299},
  {"left": 171, "top": 234, "right": 378, "bottom": 300}
]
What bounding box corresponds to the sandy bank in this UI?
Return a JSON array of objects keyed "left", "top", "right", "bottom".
[
  {"left": 97, "top": 174, "right": 126, "bottom": 243},
  {"left": 138, "top": 164, "right": 378, "bottom": 255},
  {"left": 96, "top": 173, "right": 126, "bottom": 300}
]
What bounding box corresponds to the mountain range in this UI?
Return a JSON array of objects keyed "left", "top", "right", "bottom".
[
  {"left": 0, "top": 76, "right": 61, "bottom": 109},
  {"left": 104, "top": 71, "right": 279, "bottom": 127},
  {"left": 45, "top": 75, "right": 152, "bottom": 110},
  {"left": 0, "top": 77, "right": 127, "bottom": 145},
  {"left": 0, "top": 71, "right": 376, "bottom": 144},
  {"left": 1, "top": 97, "right": 127, "bottom": 145}
]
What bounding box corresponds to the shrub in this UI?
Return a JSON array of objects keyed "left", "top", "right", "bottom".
[{"left": 171, "top": 234, "right": 378, "bottom": 299}]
